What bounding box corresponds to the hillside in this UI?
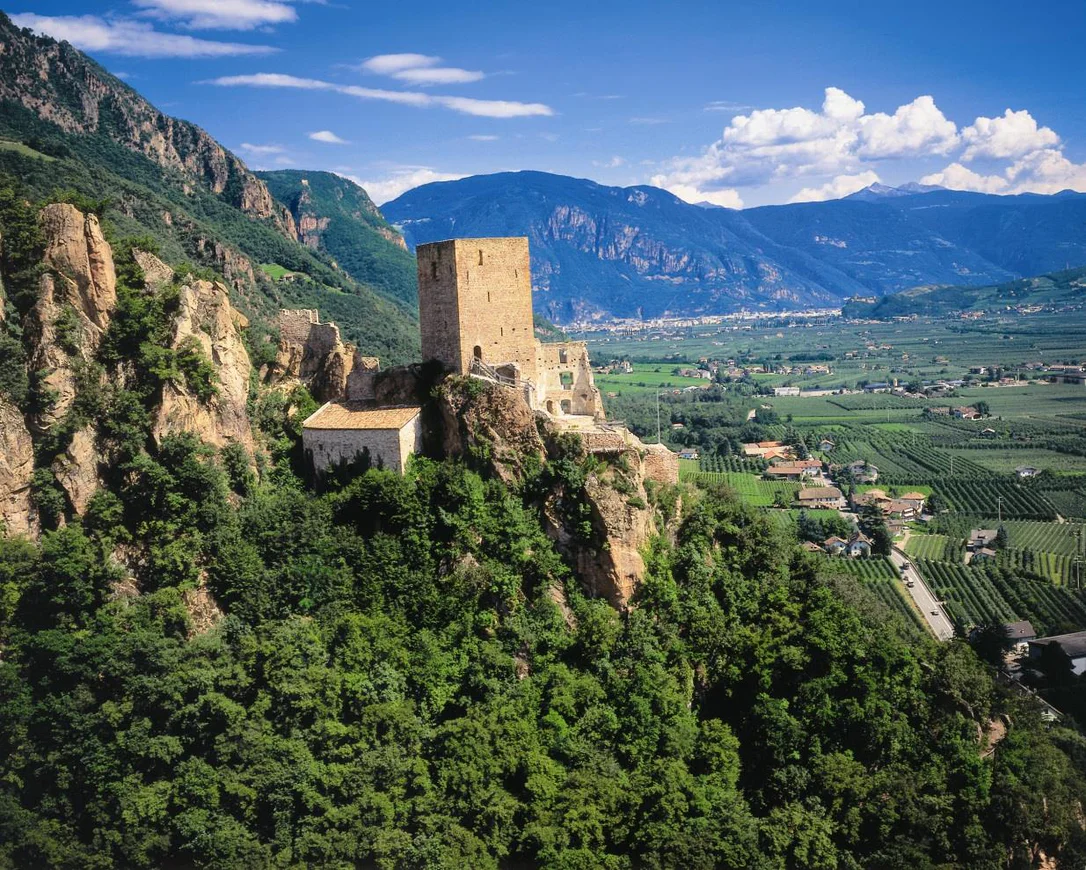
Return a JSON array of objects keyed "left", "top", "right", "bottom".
[
  {"left": 843, "top": 264, "right": 1086, "bottom": 319},
  {"left": 257, "top": 170, "right": 419, "bottom": 309},
  {"left": 383, "top": 171, "right": 1086, "bottom": 322},
  {"left": 0, "top": 13, "right": 418, "bottom": 362}
]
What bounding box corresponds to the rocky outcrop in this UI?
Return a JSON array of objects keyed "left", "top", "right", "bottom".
[
  {"left": 152, "top": 280, "right": 253, "bottom": 451},
  {"left": 133, "top": 249, "right": 174, "bottom": 289},
  {"left": 0, "top": 16, "right": 297, "bottom": 240},
  {"left": 270, "top": 308, "right": 380, "bottom": 403},
  {"left": 26, "top": 204, "right": 117, "bottom": 430},
  {"left": 437, "top": 377, "right": 547, "bottom": 483},
  {"left": 51, "top": 425, "right": 99, "bottom": 515},
  {"left": 0, "top": 398, "right": 36, "bottom": 536},
  {"left": 576, "top": 462, "right": 653, "bottom": 607}
]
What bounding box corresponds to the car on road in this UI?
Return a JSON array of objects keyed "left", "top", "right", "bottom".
[{"left": 930, "top": 609, "right": 939, "bottom": 616}]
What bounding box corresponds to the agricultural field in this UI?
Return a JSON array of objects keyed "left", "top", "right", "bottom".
[
  {"left": 677, "top": 468, "right": 800, "bottom": 507},
  {"left": 598, "top": 309, "right": 1086, "bottom": 641},
  {"left": 592, "top": 362, "right": 714, "bottom": 396}
]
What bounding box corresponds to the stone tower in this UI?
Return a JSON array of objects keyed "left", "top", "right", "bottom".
[{"left": 416, "top": 237, "right": 539, "bottom": 386}]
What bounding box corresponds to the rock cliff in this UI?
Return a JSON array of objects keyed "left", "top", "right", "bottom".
[
  {"left": 270, "top": 308, "right": 379, "bottom": 403},
  {"left": 0, "top": 398, "right": 35, "bottom": 536},
  {"left": 26, "top": 203, "right": 116, "bottom": 431},
  {"left": 153, "top": 279, "right": 254, "bottom": 452}
]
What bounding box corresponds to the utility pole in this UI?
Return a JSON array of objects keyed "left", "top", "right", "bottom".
[
  {"left": 997, "top": 495, "right": 1003, "bottom": 525},
  {"left": 656, "top": 388, "right": 661, "bottom": 444}
]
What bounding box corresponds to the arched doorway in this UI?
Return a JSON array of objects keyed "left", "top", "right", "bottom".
[
  {"left": 473, "top": 345, "right": 483, "bottom": 361},
  {"left": 546, "top": 400, "right": 555, "bottom": 414}
]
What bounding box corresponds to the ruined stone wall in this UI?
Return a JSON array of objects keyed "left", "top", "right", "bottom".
[
  {"left": 536, "top": 340, "right": 604, "bottom": 418},
  {"left": 303, "top": 416, "right": 421, "bottom": 475},
  {"left": 417, "top": 238, "right": 538, "bottom": 384},
  {"left": 641, "top": 442, "right": 680, "bottom": 485}
]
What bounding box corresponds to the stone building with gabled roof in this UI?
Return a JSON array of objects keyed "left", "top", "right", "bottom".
[{"left": 302, "top": 403, "right": 422, "bottom": 474}]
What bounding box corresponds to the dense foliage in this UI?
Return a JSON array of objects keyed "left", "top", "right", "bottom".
[{"left": 3, "top": 433, "right": 1086, "bottom": 867}]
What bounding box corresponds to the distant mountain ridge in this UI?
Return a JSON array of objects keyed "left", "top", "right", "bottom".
[{"left": 383, "top": 171, "right": 1086, "bottom": 323}]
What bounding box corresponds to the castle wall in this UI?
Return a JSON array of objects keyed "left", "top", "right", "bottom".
[
  {"left": 537, "top": 340, "right": 604, "bottom": 418},
  {"left": 417, "top": 238, "right": 538, "bottom": 385}
]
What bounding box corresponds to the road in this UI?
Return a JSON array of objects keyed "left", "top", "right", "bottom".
[{"left": 889, "top": 547, "right": 955, "bottom": 641}]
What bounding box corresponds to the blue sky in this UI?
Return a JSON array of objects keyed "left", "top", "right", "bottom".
[{"left": 11, "top": 0, "right": 1086, "bottom": 206}]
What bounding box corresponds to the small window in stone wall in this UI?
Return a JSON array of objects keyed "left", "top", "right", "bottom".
[
  {"left": 559, "top": 349, "right": 568, "bottom": 364},
  {"left": 430, "top": 261, "right": 438, "bottom": 280},
  {"left": 560, "top": 372, "right": 573, "bottom": 390},
  {"left": 479, "top": 249, "right": 484, "bottom": 265}
]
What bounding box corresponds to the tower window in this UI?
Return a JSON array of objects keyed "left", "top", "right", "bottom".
[
  {"left": 478, "top": 249, "right": 484, "bottom": 265},
  {"left": 430, "top": 261, "right": 438, "bottom": 279}
]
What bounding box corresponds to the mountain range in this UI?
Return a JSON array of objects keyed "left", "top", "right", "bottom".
[{"left": 384, "top": 172, "right": 1086, "bottom": 322}]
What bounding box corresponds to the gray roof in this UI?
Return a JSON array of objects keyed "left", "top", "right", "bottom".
[
  {"left": 1004, "top": 620, "right": 1036, "bottom": 640},
  {"left": 1030, "top": 630, "right": 1086, "bottom": 659}
]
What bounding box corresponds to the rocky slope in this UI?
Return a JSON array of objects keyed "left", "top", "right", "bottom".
[
  {"left": 384, "top": 170, "right": 1086, "bottom": 321},
  {"left": 0, "top": 13, "right": 420, "bottom": 365},
  {"left": 0, "top": 14, "right": 295, "bottom": 240}
]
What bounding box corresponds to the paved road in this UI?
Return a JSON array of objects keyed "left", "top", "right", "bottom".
[{"left": 890, "top": 547, "right": 955, "bottom": 640}]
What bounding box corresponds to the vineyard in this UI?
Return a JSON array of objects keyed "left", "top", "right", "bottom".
[
  {"left": 677, "top": 469, "right": 801, "bottom": 506},
  {"left": 917, "top": 559, "right": 1086, "bottom": 634},
  {"left": 934, "top": 479, "right": 1057, "bottom": 520},
  {"left": 820, "top": 557, "right": 927, "bottom": 639},
  {"left": 904, "top": 535, "right": 961, "bottom": 562},
  {"left": 1000, "top": 521, "right": 1086, "bottom": 556}
]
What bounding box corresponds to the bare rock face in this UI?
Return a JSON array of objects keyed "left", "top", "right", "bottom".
[
  {"left": 26, "top": 204, "right": 118, "bottom": 430},
  {"left": 133, "top": 249, "right": 174, "bottom": 289},
  {"left": 152, "top": 280, "right": 253, "bottom": 451},
  {"left": 270, "top": 309, "right": 379, "bottom": 403},
  {"left": 0, "top": 398, "right": 36, "bottom": 536},
  {"left": 576, "top": 461, "right": 653, "bottom": 607},
  {"left": 437, "top": 377, "right": 546, "bottom": 483},
  {"left": 51, "top": 425, "right": 100, "bottom": 516}
]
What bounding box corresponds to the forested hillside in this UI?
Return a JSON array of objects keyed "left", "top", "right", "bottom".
[
  {"left": 257, "top": 169, "right": 419, "bottom": 309},
  {"left": 0, "top": 13, "right": 418, "bottom": 363}
]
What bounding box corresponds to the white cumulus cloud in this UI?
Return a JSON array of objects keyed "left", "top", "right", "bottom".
[
  {"left": 238, "top": 142, "right": 287, "bottom": 155},
  {"left": 308, "top": 130, "right": 348, "bottom": 144},
  {"left": 856, "top": 95, "right": 958, "bottom": 158},
  {"left": 789, "top": 171, "right": 881, "bottom": 203},
  {"left": 11, "top": 13, "right": 277, "bottom": 57},
  {"left": 651, "top": 181, "right": 743, "bottom": 209},
  {"left": 920, "top": 163, "right": 1008, "bottom": 194},
  {"left": 961, "top": 109, "right": 1059, "bottom": 161},
  {"left": 360, "top": 53, "right": 440, "bottom": 74}
]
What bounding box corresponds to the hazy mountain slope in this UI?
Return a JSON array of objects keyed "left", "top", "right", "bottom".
[
  {"left": 843, "top": 264, "right": 1086, "bottom": 318},
  {"left": 385, "top": 171, "right": 844, "bottom": 322},
  {"left": 257, "top": 170, "right": 418, "bottom": 308},
  {"left": 384, "top": 171, "right": 1086, "bottom": 322},
  {"left": 0, "top": 13, "right": 419, "bottom": 362}
]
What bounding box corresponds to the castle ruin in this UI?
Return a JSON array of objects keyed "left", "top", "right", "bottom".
[
  {"left": 416, "top": 237, "right": 604, "bottom": 419},
  {"left": 300, "top": 236, "right": 675, "bottom": 486}
]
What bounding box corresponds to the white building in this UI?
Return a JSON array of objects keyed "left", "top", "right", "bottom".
[{"left": 303, "top": 403, "right": 422, "bottom": 475}]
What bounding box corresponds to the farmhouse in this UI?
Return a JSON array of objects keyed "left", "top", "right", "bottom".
[
  {"left": 972, "top": 547, "right": 997, "bottom": 562},
  {"left": 823, "top": 536, "right": 849, "bottom": 555},
  {"left": 303, "top": 404, "right": 422, "bottom": 474},
  {"left": 798, "top": 486, "right": 845, "bottom": 509},
  {"left": 818, "top": 438, "right": 835, "bottom": 452},
  {"left": 1028, "top": 631, "right": 1086, "bottom": 675},
  {"left": 678, "top": 449, "right": 700, "bottom": 461},
  {"left": 899, "top": 492, "right": 927, "bottom": 512},
  {"left": 773, "top": 386, "right": 801, "bottom": 396},
  {"left": 847, "top": 533, "right": 873, "bottom": 558},
  {"left": 1005, "top": 620, "right": 1037, "bottom": 644},
  {"left": 954, "top": 406, "right": 981, "bottom": 420},
  {"left": 1015, "top": 466, "right": 1040, "bottom": 479},
  {"left": 969, "top": 529, "right": 998, "bottom": 551}
]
